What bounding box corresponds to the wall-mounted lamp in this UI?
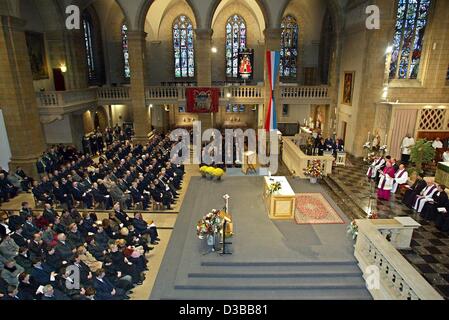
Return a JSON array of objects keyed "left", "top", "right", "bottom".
[
  {"left": 211, "top": 47, "right": 218, "bottom": 53},
  {"left": 60, "top": 63, "right": 67, "bottom": 73},
  {"left": 226, "top": 92, "right": 231, "bottom": 98}
]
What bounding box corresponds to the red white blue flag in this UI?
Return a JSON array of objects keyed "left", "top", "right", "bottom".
[{"left": 264, "top": 51, "right": 280, "bottom": 132}]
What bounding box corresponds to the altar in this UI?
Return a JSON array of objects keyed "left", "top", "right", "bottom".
[
  {"left": 435, "top": 162, "right": 449, "bottom": 186},
  {"left": 263, "top": 176, "right": 296, "bottom": 220}
]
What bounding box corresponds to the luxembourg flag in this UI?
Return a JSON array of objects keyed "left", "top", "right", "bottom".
[{"left": 264, "top": 51, "right": 280, "bottom": 132}]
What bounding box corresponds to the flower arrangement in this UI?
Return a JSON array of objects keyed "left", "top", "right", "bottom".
[
  {"left": 267, "top": 181, "right": 282, "bottom": 195},
  {"left": 363, "top": 152, "right": 376, "bottom": 164},
  {"left": 347, "top": 220, "right": 358, "bottom": 240},
  {"left": 200, "top": 166, "right": 209, "bottom": 177},
  {"left": 367, "top": 211, "right": 378, "bottom": 219},
  {"left": 211, "top": 168, "right": 225, "bottom": 180},
  {"left": 303, "top": 160, "right": 323, "bottom": 179},
  {"left": 363, "top": 142, "right": 371, "bottom": 150},
  {"left": 200, "top": 166, "right": 225, "bottom": 180},
  {"left": 196, "top": 210, "right": 222, "bottom": 239}
]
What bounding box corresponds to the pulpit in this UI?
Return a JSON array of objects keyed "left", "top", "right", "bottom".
[
  {"left": 218, "top": 210, "right": 233, "bottom": 237},
  {"left": 263, "top": 176, "right": 296, "bottom": 220}
]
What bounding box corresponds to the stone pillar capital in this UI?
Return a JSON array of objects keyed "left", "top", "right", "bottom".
[
  {"left": 195, "top": 28, "right": 213, "bottom": 40},
  {"left": 127, "top": 31, "right": 148, "bottom": 41},
  {"left": 263, "top": 28, "right": 282, "bottom": 41}
]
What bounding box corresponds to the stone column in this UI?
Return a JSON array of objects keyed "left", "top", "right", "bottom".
[
  {"left": 263, "top": 28, "right": 282, "bottom": 129},
  {"left": 127, "top": 31, "right": 150, "bottom": 142},
  {"left": 64, "top": 29, "right": 88, "bottom": 90},
  {"left": 194, "top": 29, "right": 214, "bottom": 129},
  {"left": 0, "top": 16, "right": 46, "bottom": 177},
  {"left": 195, "top": 29, "right": 213, "bottom": 86}
]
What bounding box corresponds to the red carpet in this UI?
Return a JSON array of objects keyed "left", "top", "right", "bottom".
[{"left": 294, "top": 193, "right": 345, "bottom": 225}]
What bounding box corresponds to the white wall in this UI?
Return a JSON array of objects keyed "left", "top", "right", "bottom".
[
  {"left": 43, "top": 116, "right": 74, "bottom": 144},
  {"left": 0, "top": 109, "right": 12, "bottom": 171}
]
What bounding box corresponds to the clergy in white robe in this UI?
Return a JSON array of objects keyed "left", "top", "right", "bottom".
[
  {"left": 413, "top": 183, "right": 439, "bottom": 213},
  {"left": 366, "top": 157, "right": 385, "bottom": 180},
  {"left": 392, "top": 164, "right": 409, "bottom": 193}
]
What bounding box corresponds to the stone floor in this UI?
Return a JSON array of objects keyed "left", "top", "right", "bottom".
[{"left": 327, "top": 157, "right": 449, "bottom": 300}]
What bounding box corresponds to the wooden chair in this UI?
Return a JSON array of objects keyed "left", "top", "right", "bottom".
[{"left": 336, "top": 152, "right": 347, "bottom": 166}]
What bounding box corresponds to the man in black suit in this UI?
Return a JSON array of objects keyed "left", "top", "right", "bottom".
[
  {"left": 30, "top": 257, "right": 57, "bottom": 287},
  {"left": 130, "top": 181, "right": 149, "bottom": 210},
  {"left": 54, "top": 233, "right": 76, "bottom": 262},
  {"left": 15, "top": 166, "right": 32, "bottom": 192},
  {"left": 22, "top": 215, "right": 40, "bottom": 240},
  {"left": 71, "top": 181, "right": 93, "bottom": 209},
  {"left": 10, "top": 226, "right": 28, "bottom": 248},
  {"left": 43, "top": 203, "right": 58, "bottom": 225},
  {"left": 112, "top": 202, "right": 131, "bottom": 226},
  {"left": 0, "top": 173, "right": 18, "bottom": 201},
  {"left": 52, "top": 181, "right": 72, "bottom": 209},
  {"left": 93, "top": 269, "right": 128, "bottom": 300},
  {"left": 91, "top": 182, "right": 113, "bottom": 209},
  {"left": 32, "top": 181, "right": 53, "bottom": 205}
]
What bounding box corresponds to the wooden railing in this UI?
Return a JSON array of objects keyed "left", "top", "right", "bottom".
[
  {"left": 354, "top": 219, "right": 443, "bottom": 300},
  {"left": 281, "top": 137, "right": 334, "bottom": 178}
]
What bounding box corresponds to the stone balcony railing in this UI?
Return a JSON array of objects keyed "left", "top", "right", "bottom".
[
  {"left": 354, "top": 219, "right": 443, "bottom": 300},
  {"left": 37, "top": 88, "right": 98, "bottom": 118},
  {"left": 36, "top": 84, "right": 331, "bottom": 116},
  {"left": 279, "top": 85, "right": 330, "bottom": 102}
]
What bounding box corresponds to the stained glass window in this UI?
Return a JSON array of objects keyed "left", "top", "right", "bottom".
[
  {"left": 173, "top": 15, "right": 195, "bottom": 78},
  {"left": 226, "top": 15, "right": 246, "bottom": 78},
  {"left": 280, "top": 15, "right": 299, "bottom": 79},
  {"left": 82, "top": 15, "right": 95, "bottom": 82},
  {"left": 122, "top": 24, "right": 131, "bottom": 79},
  {"left": 389, "top": 0, "right": 432, "bottom": 80}
]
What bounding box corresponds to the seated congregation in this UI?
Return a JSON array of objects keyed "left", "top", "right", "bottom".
[{"left": 0, "top": 127, "right": 186, "bottom": 300}]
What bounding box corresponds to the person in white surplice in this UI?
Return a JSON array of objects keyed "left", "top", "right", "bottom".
[
  {"left": 366, "top": 157, "right": 385, "bottom": 180},
  {"left": 413, "top": 182, "right": 439, "bottom": 213},
  {"left": 392, "top": 164, "right": 409, "bottom": 193}
]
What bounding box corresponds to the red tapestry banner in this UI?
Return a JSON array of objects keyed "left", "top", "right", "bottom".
[{"left": 185, "top": 88, "right": 220, "bottom": 113}]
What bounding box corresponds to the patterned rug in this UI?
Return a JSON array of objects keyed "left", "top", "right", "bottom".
[{"left": 294, "top": 193, "right": 345, "bottom": 225}]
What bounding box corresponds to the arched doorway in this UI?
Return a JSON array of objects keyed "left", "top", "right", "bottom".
[{"left": 94, "top": 106, "right": 109, "bottom": 131}]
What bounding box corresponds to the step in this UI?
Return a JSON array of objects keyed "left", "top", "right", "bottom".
[
  {"left": 174, "top": 282, "right": 368, "bottom": 291},
  {"left": 177, "top": 277, "right": 366, "bottom": 290},
  {"left": 200, "top": 260, "right": 357, "bottom": 267},
  {"left": 188, "top": 270, "right": 363, "bottom": 278},
  {"left": 157, "top": 286, "right": 372, "bottom": 300}
]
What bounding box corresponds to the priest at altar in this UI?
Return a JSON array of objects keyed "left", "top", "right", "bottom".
[{"left": 392, "top": 164, "right": 409, "bottom": 193}]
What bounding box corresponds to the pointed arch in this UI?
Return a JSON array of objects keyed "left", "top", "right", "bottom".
[{"left": 207, "top": 0, "right": 269, "bottom": 30}]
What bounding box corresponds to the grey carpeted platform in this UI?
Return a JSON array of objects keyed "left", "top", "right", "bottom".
[{"left": 150, "top": 176, "right": 372, "bottom": 300}]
